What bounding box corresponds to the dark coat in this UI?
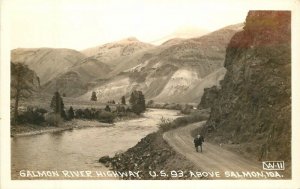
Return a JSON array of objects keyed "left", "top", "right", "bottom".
[{"left": 194, "top": 136, "right": 204, "bottom": 146}]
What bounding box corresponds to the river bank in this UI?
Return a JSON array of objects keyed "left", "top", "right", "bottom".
[
  {"left": 10, "top": 109, "right": 158, "bottom": 137},
  {"left": 99, "top": 109, "right": 210, "bottom": 180},
  {"left": 11, "top": 119, "right": 113, "bottom": 137},
  {"left": 99, "top": 130, "right": 200, "bottom": 180},
  {"left": 11, "top": 108, "right": 182, "bottom": 179}
]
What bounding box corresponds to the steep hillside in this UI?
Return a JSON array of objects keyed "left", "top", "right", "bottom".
[
  {"left": 200, "top": 11, "right": 291, "bottom": 162},
  {"left": 81, "top": 37, "right": 154, "bottom": 65},
  {"left": 81, "top": 24, "right": 242, "bottom": 103},
  {"left": 11, "top": 62, "right": 40, "bottom": 92},
  {"left": 153, "top": 68, "right": 226, "bottom": 103},
  {"left": 10, "top": 62, "right": 41, "bottom": 118},
  {"left": 42, "top": 57, "right": 111, "bottom": 97},
  {"left": 11, "top": 48, "right": 86, "bottom": 85}
]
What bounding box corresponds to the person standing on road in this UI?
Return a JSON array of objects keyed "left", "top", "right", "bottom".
[{"left": 194, "top": 134, "right": 204, "bottom": 152}]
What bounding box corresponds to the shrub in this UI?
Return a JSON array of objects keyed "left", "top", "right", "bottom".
[
  {"left": 45, "top": 113, "right": 63, "bottom": 126},
  {"left": 158, "top": 111, "right": 210, "bottom": 132},
  {"left": 67, "top": 106, "right": 74, "bottom": 120},
  {"left": 17, "top": 108, "right": 46, "bottom": 125},
  {"left": 72, "top": 107, "right": 117, "bottom": 123},
  {"left": 147, "top": 100, "right": 154, "bottom": 106},
  {"left": 75, "top": 109, "right": 84, "bottom": 118},
  {"left": 97, "top": 111, "right": 115, "bottom": 123},
  {"left": 83, "top": 108, "right": 92, "bottom": 119},
  {"left": 104, "top": 105, "right": 111, "bottom": 112},
  {"left": 158, "top": 117, "right": 173, "bottom": 131},
  {"left": 180, "top": 104, "right": 193, "bottom": 114}
]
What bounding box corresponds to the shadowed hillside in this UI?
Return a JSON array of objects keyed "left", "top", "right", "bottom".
[
  {"left": 11, "top": 48, "right": 86, "bottom": 85},
  {"left": 41, "top": 57, "right": 111, "bottom": 97},
  {"left": 200, "top": 11, "right": 291, "bottom": 163}
]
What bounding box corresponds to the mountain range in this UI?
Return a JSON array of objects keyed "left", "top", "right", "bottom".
[{"left": 11, "top": 23, "right": 243, "bottom": 103}]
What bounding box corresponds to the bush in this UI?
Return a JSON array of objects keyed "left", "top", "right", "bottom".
[
  {"left": 147, "top": 100, "right": 154, "bottom": 106},
  {"left": 45, "top": 113, "right": 63, "bottom": 126},
  {"left": 83, "top": 108, "right": 92, "bottom": 119},
  {"left": 75, "top": 109, "right": 84, "bottom": 118},
  {"left": 72, "top": 107, "right": 116, "bottom": 123},
  {"left": 146, "top": 102, "right": 184, "bottom": 110},
  {"left": 180, "top": 104, "right": 193, "bottom": 114},
  {"left": 158, "top": 110, "right": 210, "bottom": 132},
  {"left": 116, "top": 105, "right": 126, "bottom": 113},
  {"left": 158, "top": 117, "right": 173, "bottom": 131},
  {"left": 17, "top": 108, "right": 46, "bottom": 125},
  {"left": 97, "top": 111, "right": 115, "bottom": 123},
  {"left": 67, "top": 106, "right": 74, "bottom": 120},
  {"left": 104, "top": 105, "right": 111, "bottom": 112}
]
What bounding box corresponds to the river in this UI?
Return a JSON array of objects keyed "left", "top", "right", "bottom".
[{"left": 11, "top": 109, "right": 180, "bottom": 179}]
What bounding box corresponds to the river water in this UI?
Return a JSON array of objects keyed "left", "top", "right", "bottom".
[{"left": 11, "top": 109, "right": 180, "bottom": 179}]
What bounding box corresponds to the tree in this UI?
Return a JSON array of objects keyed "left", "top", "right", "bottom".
[
  {"left": 68, "top": 106, "right": 74, "bottom": 120},
  {"left": 11, "top": 63, "right": 37, "bottom": 124},
  {"left": 91, "top": 91, "right": 97, "bottom": 101},
  {"left": 104, "top": 105, "right": 111, "bottom": 112},
  {"left": 129, "top": 90, "right": 146, "bottom": 115},
  {"left": 50, "top": 91, "right": 65, "bottom": 118},
  {"left": 121, "top": 96, "right": 126, "bottom": 105}
]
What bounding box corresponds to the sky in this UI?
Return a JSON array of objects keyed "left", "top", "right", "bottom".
[{"left": 6, "top": 0, "right": 293, "bottom": 50}]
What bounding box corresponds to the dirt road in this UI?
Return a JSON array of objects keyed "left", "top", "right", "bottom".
[{"left": 163, "top": 121, "right": 262, "bottom": 173}]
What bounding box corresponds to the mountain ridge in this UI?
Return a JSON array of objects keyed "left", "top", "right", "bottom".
[
  {"left": 81, "top": 37, "right": 155, "bottom": 64},
  {"left": 11, "top": 23, "right": 243, "bottom": 103},
  {"left": 11, "top": 48, "right": 87, "bottom": 85},
  {"left": 80, "top": 23, "right": 243, "bottom": 103}
]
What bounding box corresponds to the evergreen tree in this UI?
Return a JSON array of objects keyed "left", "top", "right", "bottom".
[
  {"left": 129, "top": 90, "right": 146, "bottom": 115},
  {"left": 68, "top": 106, "right": 74, "bottom": 120},
  {"left": 121, "top": 96, "right": 126, "bottom": 105},
  {"left": 91, "top": 91, "right": 97, "bottom": 101},
  {"left": 50, "top": 91, "right": 65, "bottom": 117},
  {"left": 104, "top": 105, "right": 111, "bottom": 112}
]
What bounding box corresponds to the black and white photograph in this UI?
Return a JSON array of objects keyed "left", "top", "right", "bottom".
[{"left": 1, "top": 0, "right": 300, "bottom": 188}]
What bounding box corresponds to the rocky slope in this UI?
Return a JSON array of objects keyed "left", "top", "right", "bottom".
[
  {"left": 99, "top": 131, "right": 198, "bottom": 180},
  {"left": 81, "top": 24, "right": 242, "bottom": 103},
  {"left": 197, "top": 86, "right": 220, "bottom": 110},
  {"left": 12, "top": 24, "right": 241, "bottom": 101},
  {"left": 11, "top": 48, "right": 86, "bottom": 84},
  {"left": 81, "top": 37, "right": 154, "bottom": 66},
  {"left": 200, "top": 11, "right": 291, "bottom": 162}
]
